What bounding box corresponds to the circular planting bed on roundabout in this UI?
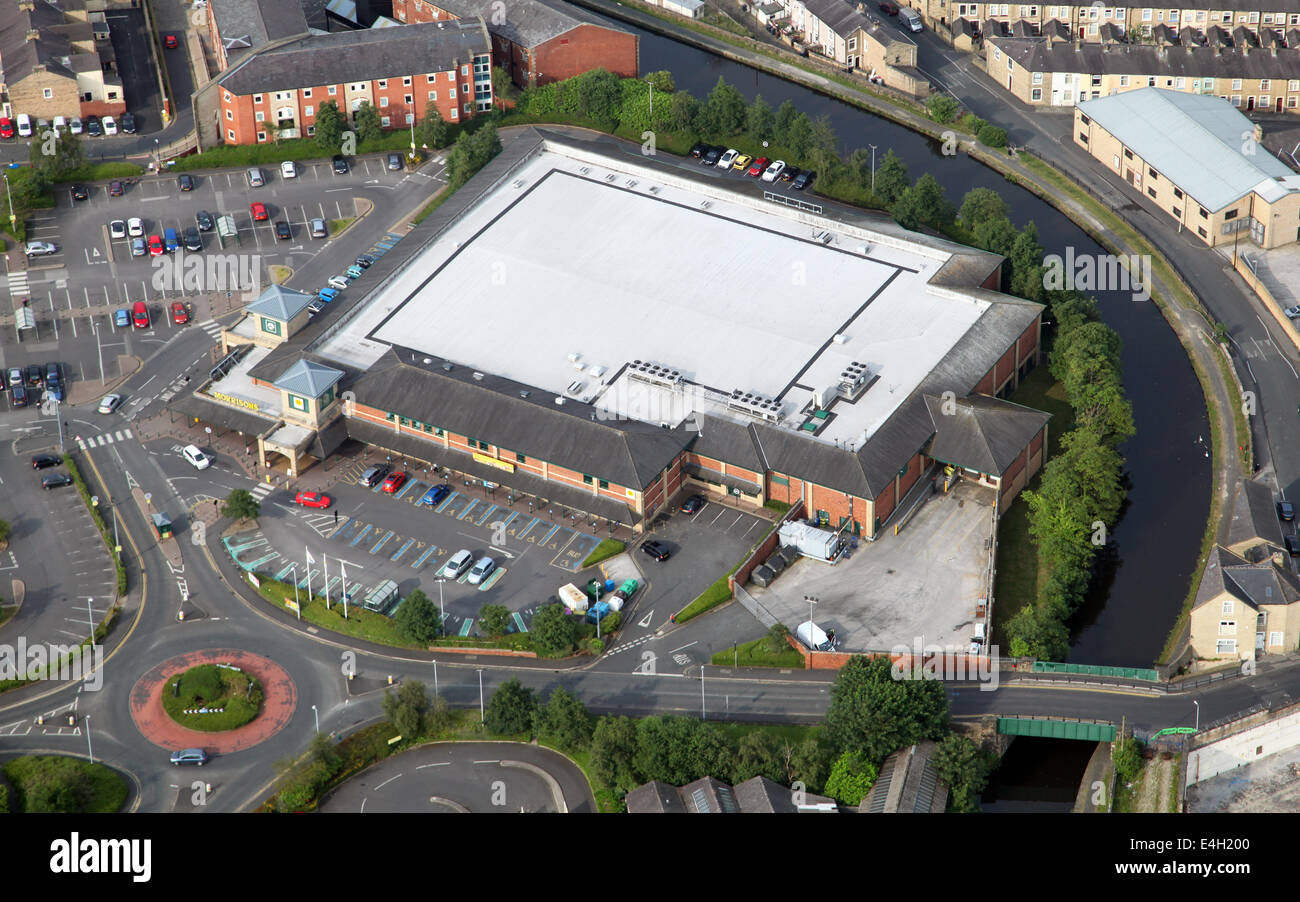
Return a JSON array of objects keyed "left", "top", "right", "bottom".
[{"left": 162, "top": 663, "right": 264, "bottom": 732}]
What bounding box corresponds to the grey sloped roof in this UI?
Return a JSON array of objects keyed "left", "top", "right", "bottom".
[
  {"left": 246, "top": 284, "right": 314, "bottom": 321},
  {"left": 349, "top": 349, "right": 689, "bottom": 489},
  {"left": 273, "top": 358, "right": 343, "bottom": 397},
  {"left": 211, "top": 0, "right": 309, "bottom": 64},
  {"left": 1192, "top": 545, "right": 1300, "bottom": 612},
  {"left": 1225, "top": 478, "right": 1281, "bottom": 551},
  {"left": 432, "top": 0, "right": 629, "bottom": 48},
  {"left": 923, "top": 394, "right": 1050, "bottom": 476},
  {"left": 0, "top": 0, "right": 78, "bottom": 84},
  {"left": 218, "top": 19, "right": 490, "bottom": 95},
  {"left": 680, "top": 776, "right": 740, "bottom": 813},
  {"left": 862, "top": 740, "right": 948, "bottom": 813},
  {"left": 1076, "top": 88, "right": 1297, "bottom": 213},
  {"left": 625, "top": 780, "right": 688, "bottom": 813},
  {"left": 690, "top": 414, "right": 766, "bottom": 473},
  {"left": 799, "top": 0, "right": 873, "bottom": 40}
]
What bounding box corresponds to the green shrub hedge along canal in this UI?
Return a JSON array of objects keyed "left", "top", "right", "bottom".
[{"left": 162, "top": 663, "right": 264, "bottom": 732}]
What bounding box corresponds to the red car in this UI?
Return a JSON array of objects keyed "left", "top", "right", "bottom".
[
  {"left": 747, "top": 157, "right": 770, "bottom": 177},
  {"left": 148, "top": 235, "right": 164, "bottom": 256},
  {"left": 0, "top": 118, "right": 13, "bottom": 139},
  {"left": 250, "top": 201, "right": 268, "bottom": 221},
  {"left": 294, "top": 491, "right": 332, "bottom": 509},
  {"left": 171, "top": 301, "right": 189, "bottom": 324},
  {"left": 164, "top": 34, "right": 179, "bottom": 49},
  {"left": 380, "top": 472, "right": 406, "bottom": 494},
  {"left": 132, "top": 301, "right": 149, "bottom": 329},
  {"left": 109, "top": 180, "right": 123, "bottom": 197},
  {"left": 878, "top": 1, "right": 899, "bottom": 13}
]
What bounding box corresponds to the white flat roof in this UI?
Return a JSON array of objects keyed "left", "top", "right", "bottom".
[{"left": 316, "top": 146, "right": 989, "bottom": 447}]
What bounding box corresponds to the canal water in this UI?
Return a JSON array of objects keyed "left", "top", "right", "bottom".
[
  {"left": 637, "top": 30, "right": 1210, "bottom": 666},
  {"left": 980, "top": 738, "right": 1097, "bottom": 811}
]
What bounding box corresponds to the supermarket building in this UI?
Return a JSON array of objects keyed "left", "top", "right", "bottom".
[{"left": 174, "top": 128, "right": 1050, "bottom": 537}]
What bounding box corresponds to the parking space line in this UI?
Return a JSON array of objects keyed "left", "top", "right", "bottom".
[
  {"left": 412, "top": 545, "right": 440, "bottom": 570},
  {"left": 511, "top": 612, "right": 528, "bottom": 633},
  {"left": 349, "top": 524, "right": 374, "bottom": 547},
  {"left": 474, "top": 504, "right": 498, "bottom": 526},
  {"left": 275, "top": 562, "right": 296, "bottom": 580},
  {"left": 390, "top": 538, "right": 415, "bottom": 562},
  {"left": 323, "top": 576, "right": 341, "bottom": 597},
  {"left": 536, "top": 524, "right": 560, "bottom": 546},
  {"left": 329, "top": 516, "right": 353, "bottom": 539},
  {"left": 369, "top": 530, "right": 395, "bottom": 554},
  {"left": 458, "top": 500, "right": 480, "bottom": 521},
  {"left": 296, "top": 567, "right": 319, "bottom": 589},
  {"left": 457, "top": 619, "right": 474, "bottom": 637},
  {"left": 497, "top": 510, "right": 518, "bottom": 531},
  {"left": 435, "top": 491, "right": 459, "bottom": 513},
  {"left": 517, "top": 518, "right": 542, "bottom": 540}
]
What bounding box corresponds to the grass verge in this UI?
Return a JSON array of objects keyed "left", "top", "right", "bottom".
[
  {"left": 711, "top": 636, "right": 804, "bottom": 668},
  {"left": 161, "top": 663, "right": 263, "bottom": 732},
  {"left": 251, "top": 574, "right": 427, "bottom": 648},
  {"left": 327, "top": 217, "right": 355, "bottom": 236},
  {"left": 677, "top": 568, "right": 738, "bottom": 623},
  {"left": 581, "top": 538, "right": 625, "bottom": 568},
  {"left": 2, "top": 755, "right": 127, "bottom": 813},
  {"left": 63, "top": 454, "right": 127, "bottom": 595}
]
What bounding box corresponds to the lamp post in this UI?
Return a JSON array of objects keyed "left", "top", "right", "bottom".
[
  {"left": 477, "top": 669, "right": 485, "bottom": 723},
  {"left": 1193, "top": 699, "right": 1200, "bottom": 732},
  {"left": 2, "top": 172, "right": 14, "bottom": 231},
  {"left": 805, "top": 594, "right": 817, "bottom": 644},
  {"left": 868, "top": 144, "right": 877, "bottom": 195},
  {"left": 312, "top": 704, "right": 319, "bottom": 734},
  {"left": 288, "top": 563, "right": 300, "bottom": 620},
  {"left": 84, "top": 714, "right": 93, "bottom": 764},
  {"left": 699, "top": 665, "right": 706, "bottom": 721},
  {"left": 436, "top": 577, "right": 446, "bottom": 629}
]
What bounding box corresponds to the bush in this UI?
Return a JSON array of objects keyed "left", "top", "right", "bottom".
[
  {"left": 957, "top": 113, "right": 987, "bottom": 134},
  {"left": 977, "top": 125, "right": 1008, "bottom": 148},
  {"left": 926, "top": 95, "right": 959, "bottom": 124}
]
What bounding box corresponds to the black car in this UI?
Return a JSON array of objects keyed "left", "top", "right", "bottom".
[
  {"left": 71, "top": 185, "right": 89, "bottom": 201},
  {"left": 10, "top": 382, "right": 27, "bottom": 408},
  {"left": 195, "top": 210, "right": 215, "bottom": 232},
  {"left": 641, "top": 540, "right": 671, "bottom": 562},
  {"left": 780, "top": 166, "right": 801, "bottom": 182},
  {"left": 32, "top": 453, "right": 61, "bottom": 470},
  {"left": 690, "top": 141, "right": 707, "bottom": 158},
  {"left": 183, "top": 226, "right": 202, "bottom": 251},
  {"left": 792, "top": 170, "right": 815, "bottom": 190},
  {"left": 1280, "top": 501, "right": 1296, "bottom": 522},
  {"left": 358, "top": 464, "right": 390, "bottom": 487},
  {"left": 332, "top": 154, "right": 349, "bottom": 174},
  {"left": 120, "top": 112, "right": 137, "bottom": 134},
  {"left": 355, "top": 254, "right": 375, "bottom": 269},
  {"left": 386, "top": 152, "right": 403, "bottom": 171},
  {"left": 702, "top": 146, "right": 723, "bottom": 166},
  {"left": 1287, "top": 534, "right": 1300, "bottom": 557},
  {"left": 26, "top": 364, "right": 42, "bottom": 387},
  {"left": 178, "top": 173, "right": 195, "bottom": 192},
  {"left": 680, "top": 494, "right": 705, "bottom": 514},
  {"left": 41, "top": 473, "right": 73, "bottom": 490},
  {"left": 85, "top": 116, "right": 102, "bottom": 137},
  {"left": 274, "top": 221, "right": 292, "bottom": 240}
]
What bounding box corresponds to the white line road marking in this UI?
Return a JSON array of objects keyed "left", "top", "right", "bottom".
[
  {"left": 416, "top": 762, "right": 450, "bottom": 769},
  {"left": 373, "top": 775, "right": 401, "bottom": 790},
  {"left": 670, "top": 641, "right": 697, "bottom": 654}
]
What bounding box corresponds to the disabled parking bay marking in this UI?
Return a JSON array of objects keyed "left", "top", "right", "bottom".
[
  {"left": 349, "top": 523, "right": 375, "bottom": 547},
  {"left": 370, "top": 530, "right": 396, "bottom": 555}
]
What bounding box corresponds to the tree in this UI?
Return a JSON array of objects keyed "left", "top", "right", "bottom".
[
  {"left": 490, "top": 66, "right": 518, "bottom": 107},
  {"left": 977, "top": 124, "right": 1008, "bottom": 148},
  {"left": 568, "top": 68, "right": 623, "bottom": 131},
  {"left": 972, "top": 216, "right": 1019, "bottom": 259},
  {"left": 805, "top": 114, "right": 839, "bottom": 174},
  {"left": 783, "top": 111, "right": 813, "bottom": 158},
  {"left": 591, "top": 715, "right": 639, "bottom": 791},
  {"left": 479, "top": 603, "right": 510, "bottom": 638},
  {"left": 485, "top": 677, "right": 537, "bottom": 735},
  {"left": 313, "top": 101, "right": 346, "bottom": 153},
  {"left": 645, "top": 69, "right": 675, "bottom": 94},
  {"left": 382, "top": 680, "right": 430, "bottom": 738},
  {"left": 535, "top": 687, "right": 594, "bottom": 751},
  {"left": 29, "top": 128, "right": 84, "bottom": 179},
  {"left": 0, "top": 519, "right": 10, "bottom": 544},
  {"left": 890, "top": 173, "right": 955, "bottom": 231},
  {"left": 824, "top": 749, "right": 879, "bottom": 805},
  {"left": 731, "top": 731, "right": 785, "bottom": 783},
  {"left": 222, "top": 488, "right": 260, "bottom": 522},
  {"left": 700, "top": 77, "right": 747, "bottom": 137},
  {"left": 824, "top": 656, "right": 949, "bottom": 760},
  {"left": 634, "top": 716, "right": 733, "bottom": 785},
  {"left": 788, "top": 737, "right": 830, "bottom": 791},
  {"left": 1112, "top": 735, "right": 1143, "bottom": 785},
  {"left": 352, "top": 101, "right": 384, "bottom": 144},
  {"left": 932, "top": 734, "right": 994, "bottom": 812},
  {"left": 666, "top": 90, "right": 699, "bottom": 134},
  {"left": 1008, "top": 221, "right": 1045, "bottom": 301},
  {"left": 415, "top": 107, "right": 450, "bottom": 150},
  {"left": 765, "top": 623, "right": 791, "bottom": 654},
  {"left": 1005, "top": 600, "right": 1070, "bottom": 661},
  {"left": 444, "top": 123, "right": 503, "bottom": 189},
  {"left": 958, "top": 187, "right": 1009, "bottom": 229},
  {"left": 530, "top": 603, "right": 578, "bottom": 656},
  {"left": 1036, "top": 428, "right": 1126, "bottom": 532},
  {"left": 308, "top": 731, "right": 339, "bottom": 770},
  {"left": 872, "top": 149, "right": 909, "bottom": 203},
  {"left": 926, "top": 94, "right": 959, "bottom": 124},
  {"left": 394, "top": 589, "right": 442, "bottom": 643},
  {"left": 746, "top": 94, "right": 775, "bottom": 139}
]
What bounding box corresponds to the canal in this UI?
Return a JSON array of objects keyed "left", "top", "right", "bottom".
[{"left": 635, "top": 29, "right": 1211, "bottom": 666}]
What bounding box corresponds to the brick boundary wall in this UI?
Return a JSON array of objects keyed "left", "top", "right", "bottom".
[
  {"left": 430, "top": 646, "right": 538, "bottom": 658},
  {"left": 730, "top": 501, "right": 805, "bottom": 591}
]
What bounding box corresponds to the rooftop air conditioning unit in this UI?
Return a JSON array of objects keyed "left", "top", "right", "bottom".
[
  {"left": 648, "top": 186, "right": 661, "bottom": 194},
  {"left": 568, "top": 352, "right": 582, "bottom": 364},
  {"left": 832, "top": 334, "right": 848, "bottom": 344},
  {"left": 605, "top": 174, "right": 617, "bottom": 182},
  {"left": 579, "top": 166, "right": 590, "bottom": 174},
  {"left": 588, "top": 365, "right": 607, "bottom": 378},
  {"left": 472, "top": 372, "right": 484, "bottom": 381},
  {"left": 626, "top": 179, "right": 638, "bottom": 187},
  {"left": 566, "top": 380, "right": 585, "bottom": 396},
  {"left": 700, "top": 200, "right": 711, "bottom": 209}
]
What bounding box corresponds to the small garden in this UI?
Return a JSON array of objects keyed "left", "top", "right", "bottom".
[{"left": 161, "top": 663, "right": 263, "bottom": 732}]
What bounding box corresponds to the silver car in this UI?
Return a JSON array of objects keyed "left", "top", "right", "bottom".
[
  {"left": 97, "top": 393, "right": 122, "bottom": 414},
  {"left": 24, "top": 241, "right": 57, "bottom": 256},
  {"left": 467, "top": 556, "right": 496, "bottom": 585},
  {"left": 442, "top": 549, "right": 474, "bottom": 578}
]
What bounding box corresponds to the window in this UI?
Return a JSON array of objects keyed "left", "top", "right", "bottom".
[
  {"left": 380, "top": 97, "right": 389, "bottom": 107},
  {"left": 1032, "top": 71, "right": 1043, "bottom": 84},
  {"left": 1270, "top": 631, "right": 1284, "bottom": 647},
  {"left": 1219, "top": 621, "right": 1237, "bottom": 635},
  {"left": 423, "top": 424, "right": 433, "bottom": 433},
  {"left": 1123, "top": 148, "right": 1132, "bottom": 159},
  {"left": 1141, "top": 7, "right": 1151, "bottom": 20},
  {"left": 1148, "top": 166, "right": 1159, "bottom": 179},
  {"left": 43, "top": 88, "right": 54, "bottom": 99},
  {"left": 227, "top": 129, "right": 236, "bottom": 141},
  {"left": 306, "top": 126, "right": 315, "bottom": 136},
  {"left": 1231, "top": 95, "right": 1241, "bottom": 107},
  {"left": 1291, "top": 97, "right": 1298, "bottom": 109},
  {"left": 447, "top": 71, "right": 455, "bottom": 81},
  {"left": 435, "top": 427, "right": 445, "bottom": 437},
  {"left": 254, "top": 94, "right": 263, "bottom": 104},
  {"left": 1222, "top": 599, "right": 1234, "bottom": 614},
  {"left": 1078, "top": 130, "right": 1088, "bottom": 141},
  {"left": 450, "top": 107, "right": 458, "bottom": 119},
  {"left": 224, "top": 92, "right": 232, "bottom": 103},
  {"left": 462, "top": 65, "right": 470, "bottom": 75},
  {"left": 464, "top": 103, "right": 471, "bottom": 114},
  {"left": 386, "top": 412, "right": 395, "bottom": 422},
  {"left": 1173, "top": 187, "right": 1183, "bottom": 199},
  {"left": 1033, "top": 88, "right": 1043, "bottom": 100},
  {"left": 848, "top": 38, "right": 857, "bottom": 50},
  {"left": 1172, "top": 206, "right": 1181, "bottom": 218},
  {"left": 1120, "top": 75, "right": 1129, "bottom": 86},
  {"left": 305, "top": 106, "right": 313, "bottom": 117},
  {"left": 1147, "top": 187, "right": 1157, "bottom": 199},
  {"left": 303, "top": 88, "right": 312, "bottom": 97},
  {"left": 404, "top": 94, "right": 413, "bottom": 104},
  {"left": 429, "top": 91, "right": 438, "bottom": 101},
  {"left": 1147, "top": 76, "right": 1156, "bottom": 87},
  {"left": 449, "top": 87, "right": 457, "bottom": 98},
  {"left": 381, "top": 116, "right": 390, "bottom": 127},
  {"left": 378, "top": 79, "right": 388, "bottom": 88},
  {"left": 1232, "top": 78, "right": 1243, "bottom": 90},
  {"left": 599, "top": 479, "right": 609, "bottom": 489},
  {"left": 1261, "top": 79, "right": 1271, "bottom": 91},
  {"left": 328, "top": 86, "right": 337, "bottom": 95},
  {"left": 516, "top": 452, "right": 526, "bottom": 463},
  {"left": 257, "top": 132, "right": 266, "bottom": 142},
  {"left": 1197, "top": 226, "right": 1207, "bottom": 238},
  {"left": 1199, "top": 206, "right": 1208, "bottom": 218},
  {"left": 1225, "top": 209, "right": 1238, "bottom": 220},
  {"left": 1091, "top": 74, "right": 1102, "bottom": 87},
  {"left": 1216, "top": 640, "right": 1237, "bottom": 654},
  {"left": 583, "top": 474, "right": 593, "bottom": 485},
  {"left": 1291, "top": 80, "right": 1300, "bottom": 91},
  {"left": 403, "top": 77, "right": 412, "bottom": 86},
  {"left": 255, "top": 111, "right": 265, "bottom": 122},
  {"left": 1175, "top": 77, "right": 1184, "bottom": 89},
  {"left": 225, "top": 109, "right": 234, "bottom": 120}
]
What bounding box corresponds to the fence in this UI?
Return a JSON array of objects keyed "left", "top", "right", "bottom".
[
  {"left": 732, "top": 582, "right": 781, "bottom": 629},
  {"left": 729, "top": 500, "right": 804, "bottom": 591}
]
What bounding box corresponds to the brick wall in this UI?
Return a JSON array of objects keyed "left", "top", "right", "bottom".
[
  {"left": 731, "top": 501, "right": 803, "bottom": 590},
  {"left": 532, "top": 23, "right": 639, "bottom": 84}
]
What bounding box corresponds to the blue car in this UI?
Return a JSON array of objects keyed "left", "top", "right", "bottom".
[
  {"left": 420, "top": 484, "right": 451, "bottom": 507},
  {"left": 113, "top": 308, "right": 130, "bottom": 328},
  {"left": 317, "top": 287, "right": 338, "bottom": 303},
  {"left": 346, "top": 264, "right": 364, "bottom": 279}
]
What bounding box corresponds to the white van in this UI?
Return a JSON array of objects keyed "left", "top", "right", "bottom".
[
  {"left": 899, "top": 7, "right": 923, "bottom": 31},
  {"left": 16, "top": 114, "right": 31, "bottom": 137},
  {"left": 52, "top": 115, "right": 66, "bottom": 132}
]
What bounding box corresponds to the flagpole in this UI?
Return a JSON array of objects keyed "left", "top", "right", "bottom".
[
  {"left": 340, "top": 560, "right": 349, "bottom": 620},
  {"left": 305, "top": 545, "right": 314, "bottom": 607},
  {"left": 323, "top": 554, "right": 331, "bottom": 611}
]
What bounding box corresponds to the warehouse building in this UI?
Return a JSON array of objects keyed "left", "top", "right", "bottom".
[{"left": 175, "top": 128, "right": 1050, "bottom": 536}]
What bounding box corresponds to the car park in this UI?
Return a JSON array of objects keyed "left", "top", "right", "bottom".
[
  {"left": 690, "top": 141, "right": 707, "bottom": 158},
  {"left": 42, "top": 473, "right": 73, "bottom": 490},
  {"left": 132, "top": 300, "right": 150, "bottom": 328},
  {"left": 0, "top": 118, "right": 12, "bottom": 139},
  {"left": 718, "top": 148, "right": 739, "bottom": 169},
  {"left": 71, "top": 185, "right": 89, "bottom": 201},
  {"left": 309, "top": 218, "right": 327, "bottom": 238},
  {"left": 328, "top": 275, "right": 349, "bottom": 290},
  {"left": 109, "top": 220, "right": 127, "bottom": 239},
  {"left": 26, "top": 364, "right": 42, "bottom": 387},
  {"left": 102, "top": 116, "right": 117, "bottom": 135},
  {"left": 761, "top": 160, "right": 786, "bottom": 182},
  {"left": 69, "top": 117, "right": 83, "bottom": 135},
  {"left": 85, "top": 116, "right": 101, "bottom": 137},
  {"left": 274, "top": 221, "right": 292, "bottom": 240},
  {"left": 247, "top": 167, "right": 264, "bottom": 187},
  {"left": 7, "top": 368, "right": 21, "bottom": 387},
  {"left": 25, "top": 241, "right": 57, "bottom": 256},
  {"left": 170, "top": 748, "right": 207, "bottom": 766},
  {"left": 386, "top": 152, "right": 403, "bottom": 171},
  {"left": 182, "top": 445, "right": 211, "bottom": 469},
  {"left": 183, "top": 227, "right": 202, "bottom": 251},
  {"left": 358, "top": 464, "right": 390, "bottom": 487},
  {"left": 332, "top": 154, "right": 349, "bottom": 174},
  {"left": 130, "top": 237, "right": 146, "bottom": 257},
  {"left": 781, "top": 166, "right": 800, "bottom": 182},
  {"left": 164, "top": 33, "right": 179, "bottom": 49},
  {"left": 641, "top": 540, "right": 671, "bottom": 561},
  {"left": 250, "top": 201, "right": 269, "bottom": 221},
  {"left": 355, "top": 254, "right": 375, "bottom": 269},
  {"left": 148, "top": 235, "right": 164, "bottom": 256},
  {"left": 380, "top": 471, "right": 407, "bottom": 494},
  {"left": 32, "top": 453, "right": 61, "bottom": 469},
  {"left": 9, "top": 382, "right": 25, "bottom": 408},
  {"left": 196, "top": 210, "right": 214, "bottom": 231},
  {"left": 98, "top": 393, "right": 122, "bottom": 414},
  {"left": 171, "top": 301, "right": 189, "bottom": 324},
  {"left": 109, "top": 180, "right": 123, "bottom": 197},
  {"left": 280, "top": 160, "right": 297, "bottom": 179},
  {"left": 177, "top": 173, "right": 195, "bottom": 191},
  {"left": 317, "top": 287, "right": 339, "bottom": 303},
  {"left": 1280, "top": 501, "right": 1295, "bottom": 521},
  {"left": 702, "top": 146, "right": 722, "bottom": 166},
  {"left": 294, "top": 491, "right": 332, "bottom": 509},
  {"left": 793, "top": 169, "right": 815, "bottom": 190},
  {"left": 747, "top": 157, "right": 770, "bottom": 177},
  {"left": 127, "top": 217, "right": 144, "bottom": 237},
  {"left": 732, "top": 153, "right": 753, "bottom": 172},
  {"left": 442, "top": 549, "right": 474, "bottom": 578},
  {"left": 420, "top": 484, "right": 451, "bottom": 506},
  {"left": 306, "top": 300, "right": 326, "bottom": 317},
  {"left": 113, "top": 308, "right": 131, "bottom": 328},
  {"left": 121, "top": 112, "right": 137, "bottom": 134},
  {"left": 681, "top": 494, "right": 705, "bottom": 514},
  {"left": 467, "top": 556, "right": 496, "bottom": 585},
  {"left": 346, "top": 263, "right": 365, "bottom": 279}
]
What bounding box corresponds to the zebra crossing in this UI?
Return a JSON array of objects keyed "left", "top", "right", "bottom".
[
  {"left": 249, "top": 481, "right": 276, "bottom": 501},
  {"left": 7, "top": 270, "right": 29, "bottom": 301},
  {"left": 76, "top": 429, "right": 133, "bottom": 450},
  {"left": 196, "top": 319, "right": 222, "bottom": 341}
]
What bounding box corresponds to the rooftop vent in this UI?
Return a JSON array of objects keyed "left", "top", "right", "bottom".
[
  {"left": 566, "top": 380, "right": 585, "bottom": 396},
  {"left": 579, "top": 166, "right": 590, "bottom": 175},
  {"left": 605, "top": 174, "right": 617, "bottom": 182},
  {"left": 648, "top": 185, "right": 661, "bottom": 194},
  {"left": 472, "top": 372, "right": 484, "bottom": 381},
  {"left": 700, "top": 200, "right": 712, "bottom": 209},
  {"left": 626, "top": 179, "right": 638, "bottom": 188},
  {"left": 555, "top": 397, "right": 566, "bottom": 405},
  {"left": 832, "top": 334, "right": 848, "bottom": 344},
  {"left": 519, "top": 390, "right": 530, "bottom": 398},
  {"left": 442, "top": 363, "right": 453, "bottom": 371},
  {"left": 567, "top": 352, "right": 582, "bottom": 364},
  {"left": 512, "top": 179, "right": 524, "bottom": 188},
  {"left": 423, "top": 357, "right": 432, "bottom": 364},
  {"left": 838, "top": 361, "right": 874, "bottom": 401}
]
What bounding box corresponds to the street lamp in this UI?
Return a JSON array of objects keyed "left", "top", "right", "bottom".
[
  {"left": 84, "top": 714, "right": 93, "bottom": 765},
  {"left": 1193, "top": 699, "right": 1200, "bottom": 732},
  {"left": 699, "top": 665, "right": 706, "bottom": 721},
  {"left": 805, "top": 594, "right": 818, "bottom": 638},
  {"left": 478, "top": 669, "right": 485, "bottom": 723},
  {"left": 312, "top": 704, "right": 319, "bottom": 734},
  {"left": 2, "top": 172, "right": 14, "bottom": 231},
  {"left": 868, "top": 144, "right": 877, "bottom": 195}
]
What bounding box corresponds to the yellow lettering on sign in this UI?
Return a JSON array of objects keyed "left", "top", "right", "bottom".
[
  {"left": 472, "top": 452, "right": 515, "bottom": 474},
  {"left": 211, "top": 391, "right": 260, "bottom": 412}
]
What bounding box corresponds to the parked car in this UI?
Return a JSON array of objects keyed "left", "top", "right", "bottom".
[
  {"left": 386, "top": 152, "right": 403, "bottom": 171},
  {"left": 747, "top": 157, "right": 770, "bottom": 177},
  {"left": 1285, "top": 305, "right": 1300, "bottom": 320},
  {"left": 328, "top": 275, "right": 350, "bottom": 290},
  {"left": 358, "top": 464, "right": 390, "bottom": 487},
  {"left": 467, "top": 556, "right": 496, "bottom": 585},
  {"left": 332, "top": 154, "right": 349, "bottom": 174},
  {"left": 680, "top": 494, "right": 705, "bottom": 514},
  {"left": 420, "top": 484, "right": 451, "bottom": 507},
  {"left": 1287, "top": 534, "right": 1300, "bottom": 557},
  {"left": 69, "top": 117, "right": 83, "bottom": 135},
  {"left": 354, "top": 254, "right": 375, "bottom": 269},
  {"left": 346, "top": 263, "right": 365, "bottom": 279},
  {"left": 127, "top": 217, "right": 144, "bottom": 237},
  {"left": 380, "top": 471, "right": 407, "bottom": 494},
  {"left": 183, "top": 227, "right": 202, "bottom": 252},
  {"left": 0, "top": 118, "right": 13, "bottom": 139},
  {"left": 98, "top": 393, "right": 122, "bottom": 414},
  {"left": 170, "top": 748, "right": 207, "bottom": 766},
  {"left": 7, "top": 367, "right": 21, "bottom": 387},
  {"left": 793, "top": 169, "right": 816, "bottom": 190},
  {"left": 171, "top": 301, "right": 189, "bottom": 324},
  {"left": 761, "top": 160, "right": 786, "bottom": 182},
  {"left": 717, "top": 148, "right": 739, "bottom": 169},
  {"left": 246, "top": 167, "right": 264, "bottom": 187},
  {"left": 442, "top": 549, "right": 474, "bottom": 578},
  {"left": 250, "top": 201, "right": 269, "bottom": 221},
  {"left": 9, "top": 382, "right": 26, "bottom": 408},
  {"left": 1280, "top": 501, "right": 1295, "bottom": 521},
  {"left": 317, "top": 287, "right": 339, "bottom": 303},
  {"left": 85, "top": 116, "right": 102, "bottom": 137},
  {"left": 294, "top": 491, "right": 332, "bottom": 509},
  {"left": 164, "top": 227, "right": 180, "bottom": 252},
  {"left": 306, "top": 300, "right": 326, "bottom": 317},
  {"left": 309, "top": 218, "right": 327, "bottom": 238},
  {"left": 196, "top": 210, "right": 214, "bottom": 232},
  {"left": 274, "top": 221, "right": 291, "bottom": 240},
  {"left": 280, "top": 160, "right": 297, "bottom": 179},
  {"left": 182, "top": 444, "right": 211, "bottom": 469},
  {"left": 32, "top": 453, "right": 61, "bottom": 469},
  {"left": 71, "top": 185, "right": 89, "bottom": 201},
  {"left": 109, "top": 180, "right": 123, "bottom": 197},
  {"left": 690, "top": 141, "right": 707, "bottom": 158},
  {"left": 16, "top": 114, "right": 32, "bottom": 137},
  {"left": 130, "top": 237, "right": 146, "bottom": 257},
  {"left": 732, "top": 153, "right": 753, "bottom": 172},
  {"left": 164, "top": 33, "right": 179, "bottom": 49},
  {"left": 132, "top": 300, "right": 150, "bottom": 328},
  {"left": 114, "top": 308, "right": 131, "bottom": 328},
  {"left": 148, "top": 235, "right": 164, "bottom": 256},
  {"left": 42, "top": 473, "right": 73, "bottom": 490},
  {"left": 121, "top": 112, "right": 137, "bottom": 134},
  {"left": 177, "top": 173, "right": 195, "bottom": 191},
  {"left": 879, "top": 1, "right": 899, "bottom": 13},
  {"left": 102, "top": 116, "right": 117, "bottom": 135},
  {"left": 109, "top": 220, "right": 127, "bottom": 239},
  {"left": 702, "top": 146, "right": 723, "bottom": 166},
  {"left": 24, "top": 241, "right": 57, "bottom": 257},
  {"left": 641, "top": 540, "right": 671, "bottom": 561},
  {"left": 26, "top": 364, "right": 41, "bottom": 387}
]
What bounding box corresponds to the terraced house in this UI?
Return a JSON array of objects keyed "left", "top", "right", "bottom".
[{"left": 0, "top": 0, "right": 126, "bottom": 121}]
